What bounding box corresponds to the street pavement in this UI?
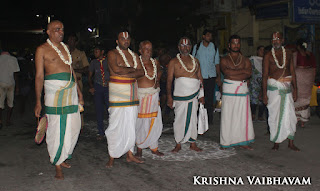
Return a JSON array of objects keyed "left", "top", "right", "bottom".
[{"left": 0, "top": 95, "right": 319, "bottom": 191}]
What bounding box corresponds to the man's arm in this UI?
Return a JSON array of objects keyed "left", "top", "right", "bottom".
[
  {"left": 290, "top": 55, "right": 297, "bottom": 101},
  {"left": 34, "top": 46, "right": 45, "bottom": 117},
  {"left": 156, "top": 59, "right": 162, "bottom": 88},
  {"left": 88, "top": 69, "right": 95, "bottom": 95},
  {"left": 262, "top": 55, "right": 269, "bottom": 105},
  {"left": 72, "top": 68, "right": 84, "bottom": 105},
  {"left": 107, "top": 51, "right": 144, "bottom": 78},
  {"left": 196, "top": 61, "right": 205, "bottom": 104},
  {"left": 166, "top": 59, "right": 175, "bottom": 109}
]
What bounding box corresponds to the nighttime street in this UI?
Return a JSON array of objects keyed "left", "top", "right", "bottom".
[{"left": 0, "top": 94, "right": 320, "bottom": 190}]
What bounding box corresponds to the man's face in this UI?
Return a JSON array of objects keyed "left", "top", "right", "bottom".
[
  {"left": 178, "top": 38, "right": 192, "bottom": 55},
  {"left": 116, "top": 32, "right": 131, "bottom": 49},
  {"left": 47, "top": 21, "right": 64, "bottom": 43},
  {"left": 94, "top": 48, "right": 104, "bottom": 59},
  {"left": 229, "top": 38, "right": 241, "bottom": 53},
  {"left": 257, "top": 47, "right": 264, "bottom": 57},
  {"left": 139, "top": 42, "right": 152, "bottom": 59},
  {"left": 203, "top": 32, "right": 212, "bottom": 43},
  {"left": 271, "top": 32, "right": 283, "bottom": 49},
  {"left": 67, "top": 36, "right": 77, "bottom": 48}
]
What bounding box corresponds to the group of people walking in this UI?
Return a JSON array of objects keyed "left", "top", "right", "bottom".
[{"left": 33, "top": 20, "right": 316, "bottom": 180}]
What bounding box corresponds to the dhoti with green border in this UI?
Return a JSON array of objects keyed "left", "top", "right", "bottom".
[
  {"left": 44, "top": 72, "right": 81, "bottom": 165},
  {"left": 267, "top": 77, "right": 296, "bottom": 143},
  {"left": 173, "top": 77, "right": 203, "bottom": 144},
  {"left": 220, "top": 79, "right": 254, "bottom": 148},
  {"left": 106, "top": 76, "right": 139, "bottom": 158}
]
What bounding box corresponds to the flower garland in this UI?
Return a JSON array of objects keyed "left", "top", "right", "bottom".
[
  {"left": 116, "top": 46, "right": 137, "bottom": 69},
  {"left": 46, "top": 39, "right": 72, "bottom": 65},
  {"left": 176, "top": 54, "right": 196, "bottom": 73},
  {"left": 228, "top": 53, "right": 242, "bottom": 67},
  {"left": 271, "top": 46, "right": 286, "bottom": 69},
  {"left": 139, "top": 56, "right": 157, "bottom": 80}
]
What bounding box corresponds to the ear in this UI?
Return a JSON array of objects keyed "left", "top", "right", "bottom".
[
  {"left": 116, "top": 40, "right": 119, "bottom": 45},
  {"left": 46, "top": 29, "right": 50, "bottom": 36},
  {"left": 139, "top": 49, "right": 142, "bottom": 55}
]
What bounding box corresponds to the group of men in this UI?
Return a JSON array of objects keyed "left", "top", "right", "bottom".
[{"left": 34, "top": 20, "right": 300, "bottom": 180}]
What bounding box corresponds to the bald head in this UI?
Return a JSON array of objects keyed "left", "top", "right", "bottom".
[
  {"left": 47, "top": 20, "right": 63, "bottom": 30},
  {"left": 46, "top": 20, "right": 64, "bottom": 43}
]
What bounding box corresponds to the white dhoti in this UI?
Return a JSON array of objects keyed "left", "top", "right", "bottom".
[
  {"left": 44, "top": 72, "right": 81, "bottom": 165},
  {"left": 173, "top": 77, "right": 203, "bottom": 144},
  {"left": 220, "top": 79, "right": 254, "bottom": 148},
  {"left": 136, "top": 87, "right": 163, "bottom": 151},
  {"left": 267, "top": 77, "right": 297, "bottom": 143},
  {"left": 106, "top": 76, "right": 139, "bottom": 158}
]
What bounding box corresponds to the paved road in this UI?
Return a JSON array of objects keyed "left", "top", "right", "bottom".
[{"left": 0, "top": 95, "right": 319, "bottom": 191}]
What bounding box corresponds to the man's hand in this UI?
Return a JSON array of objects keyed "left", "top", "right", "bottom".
[
  {"left": 263, "top": 95, "right": 268, "bottom": 105},
  {"left": 167, "top": 96, "right": 173, "bottom": 109},
  {"left": 34, "top": 102, "right": 42, "bottom": 118},
  {"left": 216, "top": 78, "right": 222, "bottom": 87},
  {"left": 199, "top": 97, "right": 205, "bottom": 105},
  {"left": 78, "top": 92, "right": 84, "bottom": 105},
  {"left": 292, "top": 89, "right": 297, "bottom": 102},
  {"left": 89, "top": 87, "right": 95, "bottom": 95}
]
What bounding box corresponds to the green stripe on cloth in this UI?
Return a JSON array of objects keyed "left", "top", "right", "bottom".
[
  {"left": 184, "top": 102, "right": 193, "bottom": 136},
  {"left": 267, "top": 85, "right": 291, "bottom": 94},
  {"left": 57, "top": 81, "right": 75, "bottom": 107},
  {"left": 45, "top": 72, "right": 75, "bottom": 81},
  {"left": 222, "top": 92, "right": 248, "bottom": 97},
  {"left": 53, "top": 114, "right": 67, "bottom": 165},
  {"left": 173, "top": 89, "right": 200, "bottom": 101},
  {"left": 220, "top": 139, "right": 255, "bottom": 148},
  {"left": 288, "top": 135, "right": 294, "bottom": 140},
  {"left": 45, "top": 105, "right": 78, "bottom": 115},
  {"left": 109, "top": 101, "right": 139, "bottom": 107},
  {"left": 272, "top": 94, "right": 286, "bottom": 142}
]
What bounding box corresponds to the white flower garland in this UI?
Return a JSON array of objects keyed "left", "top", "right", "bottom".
[
  {"left": 176, "top": 53, "right": 196, "bottom": 73},
  {"left": 46, "top": 39, "right": 72, "bottom": 65},
  {"left": 116, "top": 46, "right": 137, "bottom": 69},
  {"left": 139, "top": 56, "right": 157, "bottom": 80},
  {"left": 271, "top": 46, "right": 286, "bottom": 69}
]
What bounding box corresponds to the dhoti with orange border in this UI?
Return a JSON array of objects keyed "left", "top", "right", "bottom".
[
  {"left": 136, "top": 87, "right": 163, "bottom": 151},
  {"left": 106, "top": 76, "right": 139, "bottom": 158},
  {"left": 220, "top": 79, "right": 254, "bottom": 148}
]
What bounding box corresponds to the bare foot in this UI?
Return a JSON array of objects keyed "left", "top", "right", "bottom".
[
  {"left": 300, "top": 121, "right": 305, "bottom": 128},
  {"left": 55, "top": 165, "right": 64, "bottom": 180},
  {"left": 126, "top": 151, "right": 144, "bottom": 164},
  {"left": 272, "top": 143, "right": 279, "bottom": 151},
  {"left": 135, "top": 148, "right": 142, "bottom": 158},
  {"left": 190, "top": 143, "right": 203, "bottom": 152},
  {"left": 240, "top": 145, "right": 253, "bottom": 150},
  {"left": 151, "top": 150, "right": 164, "bottom": 156},
  {"left": 171, "top": 144, "right": 181, "bottom": 153},
  {"left": 106, "top": 157, "right": 114, "bottom": 168},
  {"left": 61, "top": 162, "right": 71, "bottom": 168},
  {"left": 288, "top": 145, "right": 300, "bottom": 151},
  {"left": 219, "top": 147, "right": 227, "bottom": 150}
]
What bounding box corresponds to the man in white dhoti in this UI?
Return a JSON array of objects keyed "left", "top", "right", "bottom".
[
  {"left": 262, "top": 32, "right": 300, "bottom": 151},
  {"left": 167, "top": 37, "right": 204, "bottom": 153},
  {"left": 135, "top": 40, "right": 164, "bottom": 157},
  {"left": 105, "top": 30, "right": 145, "bottom": 168},
  {"left": 34, "top": 20, "right": 83, "bottom": 180},
  {"left": 220, "top": 35, "right": 255, "bottom": 150}
]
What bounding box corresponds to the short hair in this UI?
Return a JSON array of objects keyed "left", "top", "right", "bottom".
[
  {"left": 264, "top": 45, "right": 272, "bottom": 52},
  {"left": 139, "top": 40, "right": 152, "bottom": 49},
  {"left": 296, "top": 38, "right": 307, "bottom": 50},
  {"left": 202, "top": 29, "right": 213, "bottom": 36},
  {"left": 94, "top": 44, "right": 105, "bottom": 52},
  {"left": 271, "top": 31, "right": 283, "bottom": 39},
  {"left": 229, "top": 35, "right": 241, "bottom": 43},
  {"left": 257, "top": 45, "right": 264, "bottom": 51},
  {"left": 178, "top": 37, "right": 192, "bottom": 46},
  {"left": 67, "top": 33, "right": 78, "bottom": 41},
  {"left": 115, "top": 28, "right": 130, "bottom": 40}
]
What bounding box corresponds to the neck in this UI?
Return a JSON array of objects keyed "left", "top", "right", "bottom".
[
  {"left": 141, "top": 55, "right": 150, "bottom": 61},
  {"left": 98, "top": 56, "right": 105, "bottom": 60},
  {"left": 202, "top": 40, "right": 209, "bottom": 47},
  {"left": 230, "top": 52, "right": 239, "bottom": 57},
  {"left": 180, "top": 53, "right": 189, "bottom": 57},
  {"left": 49, "top": 38, "right": 61, "bottom": 47}
]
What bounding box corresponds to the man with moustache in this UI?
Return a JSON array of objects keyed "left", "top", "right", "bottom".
[
  {"left": 262, "top": 32, "right": 299, "bottom": 151},
  {"left": 135, "top": 40, "right": 164, "bottom": 157},
  {"left": 34, "top": 20, "right": 83, "bottom": 180},
  {"left": 167, "top": 37, "right": 204, "bottom": 153},
  {"left": 105, "top": 30, "right": 145, "bottom": 168},
  {"left": 220, "top": 35, "right": 254, "bottom": 150}
]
